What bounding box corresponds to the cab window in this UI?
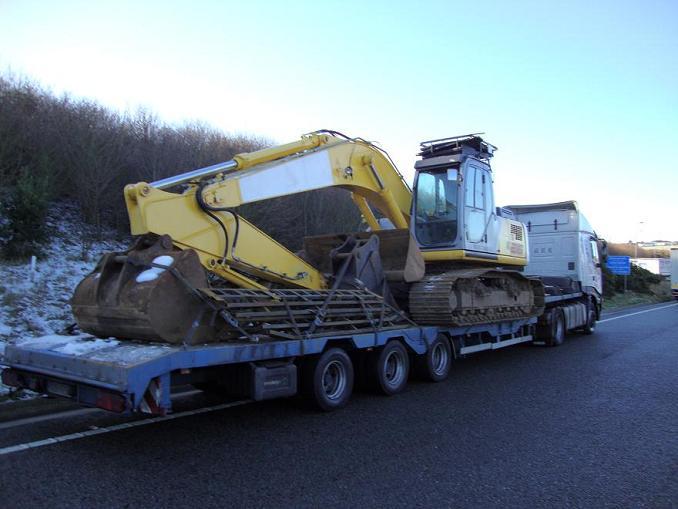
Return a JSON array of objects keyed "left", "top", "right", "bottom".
[{"left": 414, "top": 169, "right": 459, "bottom": 246}]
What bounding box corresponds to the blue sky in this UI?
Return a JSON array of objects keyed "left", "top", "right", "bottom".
[{"left": 1, "top": 0, "right": 676, "bottom": 241}]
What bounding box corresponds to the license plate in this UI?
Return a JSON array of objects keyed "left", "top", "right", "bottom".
[{"left": 47, "top": 380, "right": 75, "bottom": 398}]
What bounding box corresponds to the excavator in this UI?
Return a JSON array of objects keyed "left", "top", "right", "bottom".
[{"left": 71, "top": 130, "right": 543, "bottom": 345}]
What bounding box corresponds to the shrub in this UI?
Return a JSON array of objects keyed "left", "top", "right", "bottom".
[
  {"left": 603, "top": 262, "right": 662, "bottom": 296},
  {"left": 0, "top": 167, "right": 50, "bottom": 259}
]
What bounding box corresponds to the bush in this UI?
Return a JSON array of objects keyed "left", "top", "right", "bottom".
[
  {"left": 602, "top": 265, "right": 617, "bottom": 298},
  {"left": 0, "top": 72, "right": 364, "bottom": 257},
  {"left": 0, "top": 168, "right": 50, "bottom": 259},
  {"left": 603, "top": 262, "right": 662, "bottom": 296}
]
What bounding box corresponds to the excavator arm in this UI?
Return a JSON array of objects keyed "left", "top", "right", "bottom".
[{"left": 122, "top": 131, "right": 414, "bottom": 290}]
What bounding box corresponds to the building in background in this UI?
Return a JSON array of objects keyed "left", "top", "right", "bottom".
[{"left": 631, "top": 258, "right": 671, "bottom": 277}]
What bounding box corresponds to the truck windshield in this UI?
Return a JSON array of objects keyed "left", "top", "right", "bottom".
[{"left": 414, "top": 169, "right": 458, "bottom": 246}]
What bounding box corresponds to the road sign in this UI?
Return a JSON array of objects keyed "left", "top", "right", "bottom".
[{"left": 606, "top": 255, "right": 631, "bottom": 276}]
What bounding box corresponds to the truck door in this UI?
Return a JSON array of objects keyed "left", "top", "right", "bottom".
[{"left": 589, "top": 237, "right": 603, "bottom": 295}]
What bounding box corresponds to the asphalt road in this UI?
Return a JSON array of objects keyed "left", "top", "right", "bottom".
[{"left": 1, "top": 302, "right": 676, "bottom": 508}]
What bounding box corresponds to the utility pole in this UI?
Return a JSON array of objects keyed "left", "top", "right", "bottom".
[{"left": 635, "top": 221, "right": 645, "bottom": 258}]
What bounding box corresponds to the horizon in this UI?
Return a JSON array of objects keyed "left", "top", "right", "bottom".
[{"left": 1, "top": 0, "right": 676, "bottom": 242}]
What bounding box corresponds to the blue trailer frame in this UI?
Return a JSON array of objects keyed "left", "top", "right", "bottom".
[{"left": 2, "top": 317, "right": 536, "bottom": 415}]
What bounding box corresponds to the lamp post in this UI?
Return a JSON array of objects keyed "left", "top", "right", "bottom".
[{"left": 635, "top": 221, "right": 645, "bottom": 258}]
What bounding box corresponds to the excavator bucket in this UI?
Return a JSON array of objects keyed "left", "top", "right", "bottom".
[
  {"left": 303, "top": 229, "right": 425, "bottom": 283},
  {"left": 72, "top": 230, "right": 423, "bottom": 344},
  {"left": 71, "top": 234, "right": 217, "bottom": 345}
]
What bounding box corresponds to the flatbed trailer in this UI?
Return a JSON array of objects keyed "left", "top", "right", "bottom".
[{"left": 2, "top": 317, "right": 537, "bottom": 415}]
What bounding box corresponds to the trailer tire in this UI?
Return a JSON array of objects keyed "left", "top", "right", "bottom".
[
  {"left": 416, "top": 334, "right": 452, "bottom": 382},
  {"left": 305, "top": 348, "right": 354, "bottom": 412},
  {"left": 370, "top": 340, "right": 409, "bottom": 395},
  {"left": 548, "top": 308, "right": 566, "bottom": 347}
]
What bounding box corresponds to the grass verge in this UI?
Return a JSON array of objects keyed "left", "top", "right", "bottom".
[{"left": 603, "top": 291, "right": 672, "bottom": 310}]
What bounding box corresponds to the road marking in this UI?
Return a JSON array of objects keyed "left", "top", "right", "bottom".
[
  {"left": 598, "top": 302, "right": 678, "bottom": 324},
  {"left": 0, "top": 399, "right": 252, "bottom": 456},
  {"left": 0, "top": 389, "right": 202, "bottom": 431},
  {"left": 0, "top": 407, "right": 99, "bottom": 431}
]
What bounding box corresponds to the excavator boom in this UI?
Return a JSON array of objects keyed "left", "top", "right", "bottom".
[{"left": 123, "top": 131, "right": 414, "bottom": 290}]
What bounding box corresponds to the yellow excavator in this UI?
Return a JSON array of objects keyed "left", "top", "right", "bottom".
[{"left": 72, "top": 130, "right": 543, "bottom": 344}]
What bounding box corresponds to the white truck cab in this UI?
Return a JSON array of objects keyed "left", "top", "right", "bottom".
[{"left": 506, "top": 201, "right": 603, "bottom": 310}]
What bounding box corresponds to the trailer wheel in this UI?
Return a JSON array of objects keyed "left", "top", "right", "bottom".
[
  {"left": 416, "top": 334, "right": 452, "bottom": 382},
  {"left": 548, "top": 309, "right": 566, "bottom": 347},
  {"left": 306, "top": 348, "right": 354, "bottom": 412},
  {"left": 371, "top": 340, "right": 409, "bottom": 395}
]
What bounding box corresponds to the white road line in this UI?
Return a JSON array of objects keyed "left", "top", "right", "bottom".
[
  {"left": 0, "top": 408, "right": 99, "bottom": 431},
  {"left": 0, "top": 399, "right": 252, "bottom": 456},
  {"left": 598, "top": 302, "right": 678, "bottom": 324},
  {"left": 0, "top": 389, "right": 203, "bottom": 431}
]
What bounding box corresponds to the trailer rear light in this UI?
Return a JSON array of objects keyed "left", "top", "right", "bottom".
[
  {"left": 0, "top": 369, "right": 20, "bottom": 388},
  {"left": 96, "top": 391, "right": 127, "bottom": 413}
]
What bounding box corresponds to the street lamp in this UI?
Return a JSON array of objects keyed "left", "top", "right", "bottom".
[{"left": 635, "top": 221, "right": 645, "bottom": 258}]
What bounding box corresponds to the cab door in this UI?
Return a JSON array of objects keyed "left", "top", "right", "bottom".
[{"left": 463, "top": 163, "right": 495, "bottom": 254}]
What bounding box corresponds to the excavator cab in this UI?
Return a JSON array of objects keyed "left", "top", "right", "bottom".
[{"left": 412, "top": 135, "right": 525, "bottom": 266}]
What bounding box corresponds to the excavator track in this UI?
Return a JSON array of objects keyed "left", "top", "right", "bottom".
[{"left": 409, "top": 268, "right": 544, "bottom": 326}]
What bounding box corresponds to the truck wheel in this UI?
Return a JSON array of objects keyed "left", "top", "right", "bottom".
[
  {"left": 548, "top": 309, "right": 566, "bottom": 347},
  {"left": 416, "top": 334, "right": 452, "bottom": 382},
  {"left": 581, "top": 305, "right": 596, "bottom": 335},
  {"left": 371, "top": 340, "right": 409, "bottom": 395},
  {"left": 306, "top": 348, "right": 354, "bottom": 412}
]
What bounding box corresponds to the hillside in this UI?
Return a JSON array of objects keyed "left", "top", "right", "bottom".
[
  {"left": 0, "top": 202, "right": 128, "bottom": 356},
  {"left": 607, "top": 242, "right": 670, "bottom": 258}
]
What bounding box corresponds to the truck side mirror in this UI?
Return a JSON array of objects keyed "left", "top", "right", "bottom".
[{"left": 600, "top": 240, "right": 608, "bottom": 262}]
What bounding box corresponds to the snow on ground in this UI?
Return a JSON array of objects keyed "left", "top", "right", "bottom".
[{"left": 0, "top": 201, "right": 129, "bottom": 397}]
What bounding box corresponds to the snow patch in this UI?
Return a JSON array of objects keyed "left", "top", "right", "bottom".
[
  {"left": 15, "top": 333, "right": 89, "bottom": 349},
  {"left": 52, "top": 337, "right": 120, "bottom": 355},
  {"left": 135, "top": 255, "right": 174, "bottom": 283},
  {"left": 0, "top": 201, "right": 128, "bottom": 342},
  {"left": 11, "top": 333, "right": 120, "bottom": 356},
  {"left": 0, "top": 320, "right": 11, "bottom": 336}
]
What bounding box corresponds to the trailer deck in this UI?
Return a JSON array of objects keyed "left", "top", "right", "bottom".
[{"left": 2, "top": 317, "right": 536, "bottom": 415}]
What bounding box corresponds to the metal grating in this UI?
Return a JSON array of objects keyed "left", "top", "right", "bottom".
[{"left": 510, "top": 224, "right": 523, "bottom": 241}]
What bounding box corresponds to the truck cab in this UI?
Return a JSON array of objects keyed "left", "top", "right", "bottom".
[{"left": 506, "top": 201, "right": 603, "bottom": 310}]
